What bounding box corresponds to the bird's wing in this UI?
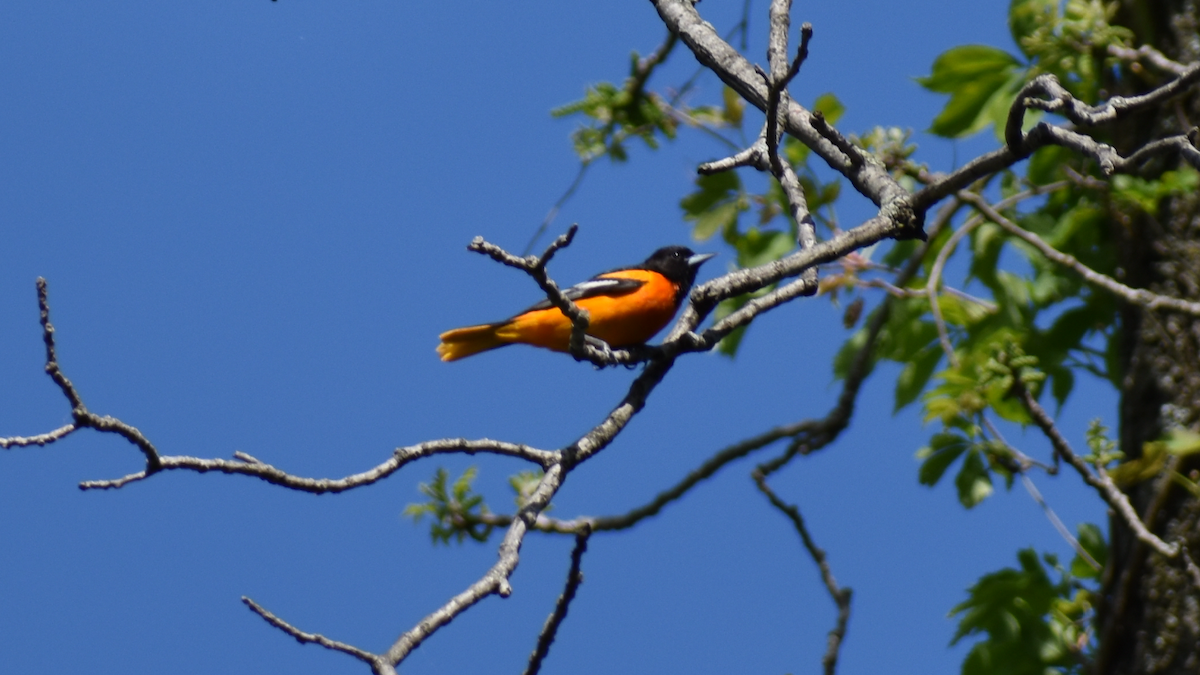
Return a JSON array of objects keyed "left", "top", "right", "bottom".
[{"left": 518, "top": 276, "right": 645, "bottom": 313}]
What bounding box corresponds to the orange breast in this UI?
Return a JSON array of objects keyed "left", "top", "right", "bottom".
[{"left": 493, "top": 269, "right": 680, "bottom": 353}]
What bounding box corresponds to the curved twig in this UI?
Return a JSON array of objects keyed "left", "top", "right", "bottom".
[{"left": 523, "top": 527, "right": 592, "bottom": 675}]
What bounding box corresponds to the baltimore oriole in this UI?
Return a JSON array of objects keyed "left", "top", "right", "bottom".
[{"left": 437, "top": 246, "right": 715, "bottom": 361}]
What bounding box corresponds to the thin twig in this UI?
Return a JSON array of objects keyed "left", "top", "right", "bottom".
[
  {"left": 752, "top": 469, "right": 851, "bottom": 675},
  {"left": 959, "top": 191, "right": 1200, "bottom": 318},
  {"left": 32, "top": 278, "right": 164, "bottom": 472},
  {"left": 1178, "top": 543, "right": 1200, "bottom": 592},
  {"left": 0, "top": 423, "right": 77, "bottom": 448},
  {"left": 241, "top": 596, "right": 379, "bottom": 666},
  {"left": 1108, "top": 43, "right": 1189, "bottom": 76},
  {"left": 1006, "top": 69, "right": 1200, "bottom": 153},
  {"left": 523, "top": 527, "right": 592, "bottom": 675},
  {"left": 1019, "top": 473, "right": 1100, "bottom": 570},
  {"left": 925, "top": 210, "right": 984, "bottom": 367},
  {"left": 470, "top": 225, "right": 601, "bottom": 363},
  {"left": 79, "top": 438, "right": 555, "bottom": 492},
  {"left": 1012, "top": 379, "right": 1178, "bottom": 558},
  {"left": 523, "top": 163, "right": 590, "bottom": 256}
]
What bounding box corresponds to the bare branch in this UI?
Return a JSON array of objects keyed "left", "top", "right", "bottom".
[
  {"left": 241, "top": 596, "right": 379, "bottom": 667},
  {"left": 470, "top": 226, "right": 630, "bottom": 366},
  {"left": 1178, "top": 543, "right": 1200, "bottom": 593},
  {"left": 958, "top": 191, "right": 1200, "bottom": 317},
  {"left": 381, "top": 462, "right": 566, "bottom": 665},
  {"left": 1012, "top": 379, "right": 1178, "bottom": 559},
  {"left": 700, "top": 6, "right": 817, "bottom": 289},
  {"left": 630, "top": 29, "right": 679, "bottom": 98},
  {"left": 524, "top": 163, "right": 590, "bottom": 256},
  {"left": 652, "top": 0, "right": 921, "bottom": 240},
  {"left": 0, "top": 423, "right": 77, "bottom": 449},
  {"left": 926, "top": 210, "right": 984, "bottom": 367},
  {"left": 753, "top": 469, "right": 851, "bottom": 675},
  {"left": 1019, "top": 473, "right": 1100, "bottom": 571},
  {"left": 916, "top": 67, "right": 1200, "bottom": 208},
  {"left": 1006, "top": 69, "right": 1200, "bottom": 152},
  {"left": 523, "top": 527, "right": 592, "bottom": 675},
  {"left": 925, "top": 182, "right": 1070, "bottom": 367},
  {"left": 1108, "top": 43, "right": 1189, "bottom": 76},
  {"left": 37, "top": 277, "right": 85, "bottom": 413},
  {"left": 79, "top": 438, "right": 554, "bottom": 492},
  {"left": 30, "top": 278, "right": 164, "bottom": 472}
]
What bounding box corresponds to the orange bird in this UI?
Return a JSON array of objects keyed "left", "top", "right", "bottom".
[{"left": 437, "top": 246, "right": 714, "bottom": 362}]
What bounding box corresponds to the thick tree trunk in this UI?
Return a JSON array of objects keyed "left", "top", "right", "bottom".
[{"left": 1100, "top": 2, "right": 1200, "bottom": 673}]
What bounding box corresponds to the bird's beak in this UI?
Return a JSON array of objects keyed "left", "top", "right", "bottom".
[{"left": 687, "top": 252, "right": 716, "bottom": 268}]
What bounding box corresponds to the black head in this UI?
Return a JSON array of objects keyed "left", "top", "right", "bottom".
[{"left": 641, "top": 245, "right": 715, "bottom": 292}]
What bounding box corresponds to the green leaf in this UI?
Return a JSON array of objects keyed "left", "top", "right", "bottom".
[
  {"left": 404, "top": 466, "right": 493, "bottom": 545},
  {"left": 721, "top": 86, "right": 744, "bottom": 127},
  {"left": 1109, "top": 439, "right": 1168, "bottom": 487},
  {"left": 692, "top": 201, "right": 740, "bottom": 241},
  {"left": 1084, "top": 419, "right": 1121, "bottom": 465},
  {"left": 1164, "top": 428, "right": 1200, "bottom": 457},
  {"left": 1070, "top": 523, "right": 1107, "bottom": 579},
  {"left": 735, "top": 228, "right": 794, "bottom": 268},
  {"left": 880, "top": 297, "right": 941, "bottom": 362},
  {"left": 937, "top": 293, "right": 995, "bottom": 327},
  {"left": 1112, "top": 169, "right": 1200, "bottom": 215},
  {"left": 895, "top": 345, "right": 944, "bottom": 412},
  {"left": 681, "top": 171, "right": 744, "bottom": 242},
  {"left": 812, "top": 92, "right": 845, "bottom": 125},
  {"left": 782, "top": 135, "right": 810, "bottom": 165},
  {"left": 713, "top": 294, "right": 754, "bottom": 357},
  {"left": 919, "top": 45, "right": 1023, "bottom": 91},
  {"left": 956, "top": 448, "right": 995, "bottom": 508},
  {"left": 833, "top": 324, "right": 874, "bottom": 380},
  {"left": 917, "top": 431, "right": 970, "bottom": 486},
  {"left": 1045, "top": 363, "right": 1074, "bottom": 411},
  {"left": 918, "top": 45, "right": 1023, "bottom": 138},
  {"left": 951, "top": 549, "right": 1076, "bottom": 675},
  {"left": 1025, "top": 144, "right": 1073, "bottom": 185},
  {"left": 1009, "top": 0, "right": 1059, "bottom": 59}
]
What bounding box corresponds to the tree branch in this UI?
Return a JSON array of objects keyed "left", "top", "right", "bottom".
[
  {"left": 241, "top": 596, "right": 380, "bottom": 668},
  {"left": 79, "top": 438, "right": 555, "bottom": 492},
  {"left": 752, "top": 469, "right": 851, "bottom": 675},
  {"left": 1, "top": 423, "right": 77, "bottom": 449},
  {"left": 958, "top": 191, "right": 1200, "bottom": 317},
  {"left": 1006, "top": 68, "right": 1200, "bottom": 152},
  {"left": 523, "top": 527, "right": 591, "bottom": 675},
  {"left": 1012, "top": 378, "right": 1178, "bottom": 559},
  {"left": 652, "top": 0, "right": 921, "bottom": 240}
]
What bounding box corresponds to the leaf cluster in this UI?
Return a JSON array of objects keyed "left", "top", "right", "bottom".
[
  {"left": 951, "top": 527, "right": 1107, "bottom": 675},
  {"left": 918, "top": 0, "right": 1132, "bottom": 140},
  {"left": 403, "top": 467, "right": 494, "bottom": 545},
  {"left": 552, "top": 49, "right": 743, "bottom": 164},
  {"left": 404, "top": 467, "right": 549, "bottom": 545}
]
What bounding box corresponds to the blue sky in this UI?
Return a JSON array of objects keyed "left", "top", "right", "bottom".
[{"left": 1, "top": 2, "right": 1112, "bottom": 673}]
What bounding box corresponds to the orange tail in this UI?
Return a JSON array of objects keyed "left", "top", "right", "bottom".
[{"left": 437, "top": 323, "right": 509, "bottom": 362}]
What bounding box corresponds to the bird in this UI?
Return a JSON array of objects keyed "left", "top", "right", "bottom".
[{"left": 437, "top": 246, "right": 715, "bottom": 362}]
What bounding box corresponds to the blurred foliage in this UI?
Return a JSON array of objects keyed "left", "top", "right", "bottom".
[
  {"left": 951, "top": 529, "right": 1107, "bottom": 675},
  {"left": 405, "top": 467, "right": 553, "bottom": 545},
  {"left": 403, "top": 467, "right": 493, "bottom": 544}
]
